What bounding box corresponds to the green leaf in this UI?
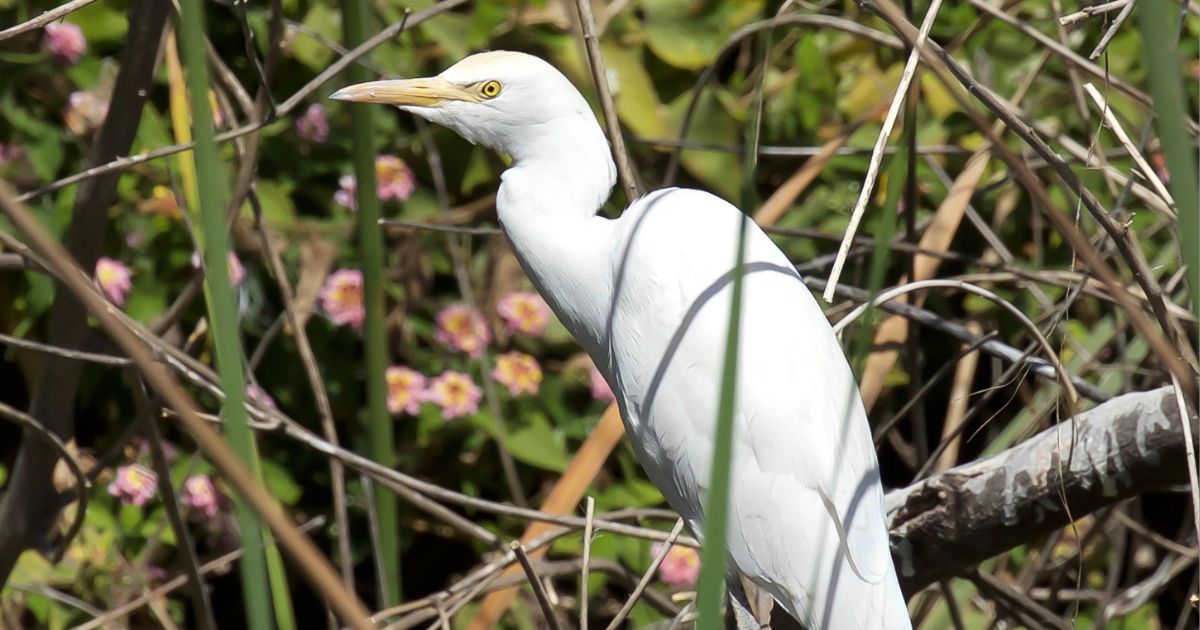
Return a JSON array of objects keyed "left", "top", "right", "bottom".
[
  {"left": 289, "top": 4, "right": 342, "bottom": 70},
  {"left": 641, "top": 0, "right": 764, "bottom": 69},
  {"left": 666, "top": 89, "right": 741, "bottom": 199},
  {"left": 460, "top": 146, "right": 495, "bottom": 195},
  {"left": 141, "top": 508, "right": 177, "bottom": 546},
  {"left": 70, "top": 2, "right": 128, "bottom": 44},
  {"left": 261, "top": 459, "right": 303, "bottom": 505},
  {"left": 118, "top": 503, "right": 144, "bottom": 532},
  {"left": 245, "top": 180, "right": 297, "bottom": 227},
  {"left": 23, "top": 270, "right": 55, "bottom": 318},
  {"left": 419, "top": 13, "right": 472, "bottom": 62},
  {"left": 598, "top": 44, "right": 670, "bottom": 138},
  {"left": 7, "top": 550, "right": 53, "bottom": 590},
  {"left": 3, "top": 96, "right": 66, "bottom": 180},
  {"left": 504, "top": 411, "right": 569, "bottom": 472},
  {"left": 123, "top": 281, "right": 167, "bottom": 325}
]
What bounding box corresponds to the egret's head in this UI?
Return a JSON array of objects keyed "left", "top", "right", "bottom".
[{"left": 330, "top": 51, "right": 598, "bottom": 160}]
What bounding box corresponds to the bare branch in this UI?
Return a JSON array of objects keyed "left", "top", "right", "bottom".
[
  {"left": 0, "top": 0, "right": 100, "bottom": 42},
  {"left": 511, "top": 541, "right": 564, "bottom": 630},
  {"left": 887, "top": 387, "right": 1197, "bottom": 593},
  {"left": 572, "top": 0, "right": 640, "bottom": 200},
  {"left": 823, "top": 0, "right": 945, "bottom": 302}
]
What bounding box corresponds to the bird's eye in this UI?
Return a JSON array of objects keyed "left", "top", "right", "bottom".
[{"left": 480, "top": 80, "right": 502, "bottom": 98}]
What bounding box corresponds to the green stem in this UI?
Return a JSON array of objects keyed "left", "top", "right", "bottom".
[
  {"left": 1135, "top": 0, "right": 1199, "bottom": 334},
  {"left": 342, "top": 0, "right": 400, "bottom": 605},
  {"left": 695, "top": 30, "right": 769, "bottom": 630},
  {"left": 172, "top": 4, "right": 272, "bottom": 630}
]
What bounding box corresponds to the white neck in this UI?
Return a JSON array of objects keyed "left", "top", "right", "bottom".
[{"left": 496, "top": 115, "right": 618, "bottom": 362}]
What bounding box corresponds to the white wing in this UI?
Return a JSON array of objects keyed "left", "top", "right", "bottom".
[{"left": 604, "top": 189, "right": 910, "bottom": 630}]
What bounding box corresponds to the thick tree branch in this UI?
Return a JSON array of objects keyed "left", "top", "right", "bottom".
[
  {"left": 0, "top": 0, "right": 169, "bottom": 585},
  {"left": 886, "top": 387, "right": 1195, "bottom": 593}
]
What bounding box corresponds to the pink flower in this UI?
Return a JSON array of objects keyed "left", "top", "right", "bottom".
[
  {"left": 424, "top": 371, "right": 482, "bottom": 419},
  {"left": 496, "top": 291, "right": 551, "bottom": 337},
  {"left": 385, "top": 366, "right": 426, "bottom": 416},
  {"left": 334, "top": 175, "right": 357, "bottom": 209},
  {"left": 334, "top": 156, "right": 415, "bottom": 209},
  {"left": 435, "top": 303, "right": 491, "bottom": 357},
  {"left": 65, "top": 90, "right": 109, "bottom": 136},
  {"left": 319, "top": 269, "right": 365, "bottom": 330},
  {"left": 182, "top": 475, "right": 221, "bottom": 519},
  {"left": 246, "top": 384, "right": 275, "bottom": 410},
  {"left": 191, "top": 252, "right": 246, "bottom": 286},
  {"left": 375, "top": 155, "right": 415, "bottom": 201},
  {"left": 108, "top": 464, "right": 157, "bottom": 507},
  {"left": 652, "top": 543, "right": 701, "bottom": 589},
  {"left": 590, "top": 366, "right": 615, "bottom": 403},
  {"left": 492, "top": 352, "right": 543, "bottom": 396},
  {"left": 95, "top": 257, "right": 132, "bottom": 306},
  {"left": 296, "top": 104, "right": 329, "bottom": 143},
  {"left": 42, "top": 22, "right": 86, "bottom": 65}
]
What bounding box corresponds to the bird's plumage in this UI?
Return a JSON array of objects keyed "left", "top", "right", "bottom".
[{"left": 334, "top": 50, "right": 911, "bottom": 629}]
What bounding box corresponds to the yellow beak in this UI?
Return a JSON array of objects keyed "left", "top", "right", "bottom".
[{"left": 329, "top": 78, "right": 474, "bottom": 107}]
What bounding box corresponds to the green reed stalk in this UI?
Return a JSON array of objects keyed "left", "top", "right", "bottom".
[
  {"left": 173, "top": 2, "right": 272, "bottom": 628},
  {"left": 695, "top": 31, "right": 771, "bottom": 630},
  {"left": 1136, "top": 0, "right": 1198, "bottom": 329},
  {"left": 342, "top": 0, "right": 400, "bottom": 605}
]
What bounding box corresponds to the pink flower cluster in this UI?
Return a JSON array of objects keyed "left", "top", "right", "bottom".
[
  {"left": 496, "top": 291, "right": 551, "bottom": 336},
  {"left": 492, "top": 352, "right": 542, "bottom": 396},
  {"left": 42, "top": 22, "right": 86, "bottom": 65},
  {"left": 434, "top": 293, "right": 552, "bottom": 358},
  {"left": 424, "top": 371, "right": 483, "bottom": 419},
  {"left": 319, "top": 269, "right": 365, "bottom": 330},
  {"left": 385, "top": 366, "right": 484, "bottom": 420},
  {"left": 385, "top": 366, "right": 426, "bottom": 416},
  {"left": 95, "top": 257, "right": 132, "bottom": 306},
  {"left": 435, "top": 303, "right": 491, "bottom": 357},
  {"left": 108, "top": 464, "right": 157, "bottom": 507},
  {"left": 295, "top": 104, "right": 329, "bottom": 143},
  {"left": 651, "top": 542, "right": 701, "bottom": 588},
  {"left": 334, "top": 155, "right": 415, "bottom": 209},
  {"left": 375, "top": 155, "right": 416, "bottom": 201},
  {"left": 182, "top": 475, "right": 221, "bottom": 519}
]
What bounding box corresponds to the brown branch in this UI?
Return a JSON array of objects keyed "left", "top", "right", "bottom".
[
  {"left": 0, "top": 401, "right": 89, "bottom": 560},
  {"left": 572, "top": 0, "right": 640, "bottom": 200},
  {"left": 887, "top": 387, "right": 1196, "bottom": 593},
  {"left": 510, "top": 541, "right": 564, "bottom": 630},
  {"left": 0, "top": 0, "right": 170, "bottom": 587},
  {"left": 0, "top": 0, "right": 100, "bottom": 42}
]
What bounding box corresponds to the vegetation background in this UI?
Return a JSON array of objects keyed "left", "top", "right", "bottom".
[{"left": 0, "top": 0, "right": 1196, "bottom": 628}]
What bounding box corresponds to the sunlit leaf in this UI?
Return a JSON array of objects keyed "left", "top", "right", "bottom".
[{"left": 641, "top": 0, "right": 764, "bottom": 69}]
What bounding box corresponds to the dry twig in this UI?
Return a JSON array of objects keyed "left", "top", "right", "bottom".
[
  {"left": 572, "top": 0, "right": 640, "bottom": 200},
  {"left": 823, "top": 0, "right": 945, "bottom": 302}
]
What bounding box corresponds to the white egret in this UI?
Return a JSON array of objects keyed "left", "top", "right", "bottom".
[{"left": 332, "top": 51, "right": 911, "bottom": 629}]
